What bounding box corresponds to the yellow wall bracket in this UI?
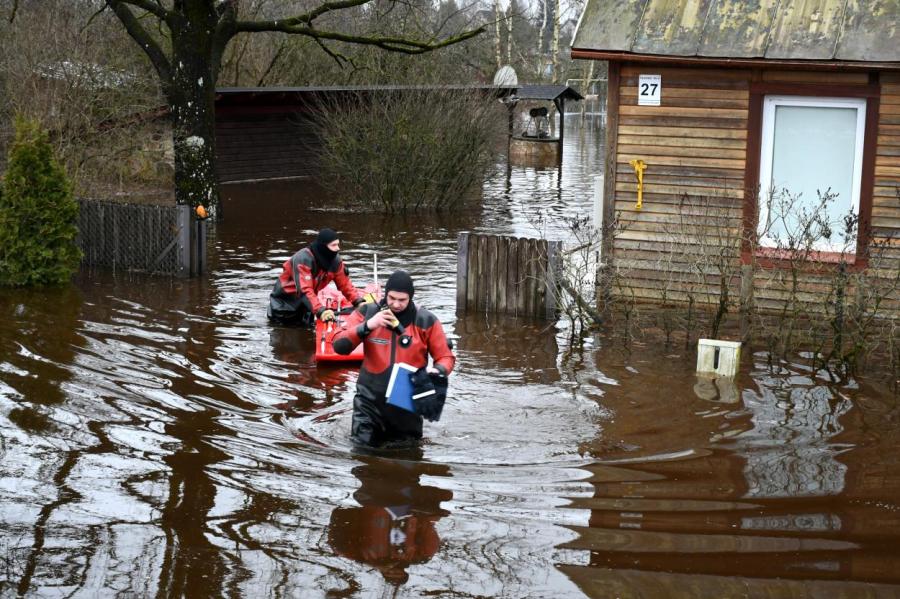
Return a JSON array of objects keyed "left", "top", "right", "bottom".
[{"left": 628, "top": 159, "right": 647, "bottom": 210}]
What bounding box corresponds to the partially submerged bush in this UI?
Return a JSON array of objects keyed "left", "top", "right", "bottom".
[
  {"left": 0, "top": 117, "right": 81, "bottom": 286},
  {"left": 315, "top": 87, "right": 506, "bottom": 212}
]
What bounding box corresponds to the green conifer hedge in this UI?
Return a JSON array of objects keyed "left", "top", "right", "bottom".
[{"left": 0, "top": 117, "right": 81, "bottom": 286}]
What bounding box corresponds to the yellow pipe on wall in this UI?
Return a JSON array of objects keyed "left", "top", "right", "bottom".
[{"left": 629, "top": 159, "right": 647, "bottom": 210}]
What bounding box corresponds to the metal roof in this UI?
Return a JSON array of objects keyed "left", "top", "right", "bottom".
[
  {"left": 215, "top": 85, "right": 582, "bottom": 107},
  {"left": 572, "top": 0, "right": 900, "bottom": 64},
  {"left": 512, "top": 85, "right": 584, "bottom": 102}
]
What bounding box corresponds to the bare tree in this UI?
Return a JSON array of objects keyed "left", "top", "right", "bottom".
[
  {"left": 551, "top": 0, "right": 560, "bottom": 81},
  {"left": 95, "top": 0, "right": 484, "bottom": 209},
  {"left": 493, "top": 0, "right": 503, "bottom": 69}
]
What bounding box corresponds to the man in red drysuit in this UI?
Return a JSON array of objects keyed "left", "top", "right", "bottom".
[
  {"left": 267, "top": 228, "right": 364, "bottom": 326},
  {"left": 333, "top": 270, "right": 455, "bottom": 447}
]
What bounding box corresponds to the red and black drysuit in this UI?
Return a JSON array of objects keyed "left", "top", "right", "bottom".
[
  {"left": 267, "top": 247, "right": 361, "bottom": 325},
  {"left": 333, "top": 302, "right": 455, "bottom": 446}
]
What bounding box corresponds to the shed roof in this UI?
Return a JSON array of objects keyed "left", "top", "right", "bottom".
[
  {"left": 214, "top": 85, "right": 581, "bottom": 109},
  {"left": 215, "top": 84, "right": 515, "bottom": 106},
  {"left": 512, "top": 85, "right": 584, "bottom": 102},
  {"left": 572, "top": 0, "right": 900, "bottom": 66}
]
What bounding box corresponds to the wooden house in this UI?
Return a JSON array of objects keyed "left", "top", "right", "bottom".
[{"left": 571, "top": 0, "right": 900, "bottom": 316}]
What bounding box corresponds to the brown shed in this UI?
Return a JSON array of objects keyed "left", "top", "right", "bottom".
[{"left": 571, "top": 0, "right": 900, "bottom": 316}]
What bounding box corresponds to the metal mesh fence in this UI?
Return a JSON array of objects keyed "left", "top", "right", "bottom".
[{"left": 77, "top": 199, "right": 185, "bottom": 275}]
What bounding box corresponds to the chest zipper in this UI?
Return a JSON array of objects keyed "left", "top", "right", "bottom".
[{"left": 389, "top": 328, "right": 397, "bottom": 367}]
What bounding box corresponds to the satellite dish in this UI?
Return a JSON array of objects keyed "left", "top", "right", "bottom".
[{"left": 493, "top": 65, "right": 518, "bottom": 87}]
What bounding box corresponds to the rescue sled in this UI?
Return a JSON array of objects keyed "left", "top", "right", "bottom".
[{"left": 315, "top": 282, "right": 380, "bottom": 364}]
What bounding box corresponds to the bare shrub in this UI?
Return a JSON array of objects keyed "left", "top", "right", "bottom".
[
  {"left": 565, "top": 184, "right": 900, "bottom": 382},
  {"left": 315, "top": 86, "right": 506, "bottom": 212},
  {"left": 0, "top": 1, "right": 169, "bottom": 202},
  {"left": 744, "top": 188, "right": 900, "bottom": 376}
]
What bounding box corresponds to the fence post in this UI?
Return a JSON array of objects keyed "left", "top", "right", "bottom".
[
  {"left": 456, "top": 232, "right": 469, "bottom": 313},
  {"left": 177, "top": 204, "right": 191, "bottom": 278},
  {"left": 197, "top": 219, "right": 207, "bottom": 276},
  {"left": 545, "top": 240, "right": 561, "bottom": 320}
]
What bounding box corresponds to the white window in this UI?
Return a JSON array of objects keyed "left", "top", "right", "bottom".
[{"left": 757, "top": 95, "right": 867, "bottom": 253}]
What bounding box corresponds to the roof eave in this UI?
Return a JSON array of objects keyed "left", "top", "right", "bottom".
[{"left": 570, "top": 49, "right": 900, "bottom": 72}]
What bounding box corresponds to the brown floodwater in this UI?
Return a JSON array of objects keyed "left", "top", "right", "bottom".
[{"left": 2, "top": 117, "right": 900, "bottom": 598}]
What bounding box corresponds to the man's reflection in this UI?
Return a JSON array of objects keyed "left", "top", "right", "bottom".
[{"left": 328, "top": 452, "right": 452, "bottom": 586}]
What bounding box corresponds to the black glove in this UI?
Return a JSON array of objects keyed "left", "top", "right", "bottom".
[{"left": 411, "top": 368, "right": 448, "bottom": 422}]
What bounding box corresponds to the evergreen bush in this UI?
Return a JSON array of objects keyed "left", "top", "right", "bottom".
[{"left": 0, "top": 117, "right": 81, "bottom": 286}]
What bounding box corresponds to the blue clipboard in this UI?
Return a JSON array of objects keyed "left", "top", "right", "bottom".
[{"left": 386, "top": 362, "right": 418, "bottom": 412}]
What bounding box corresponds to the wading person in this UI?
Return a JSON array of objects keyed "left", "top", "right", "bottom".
[
  {"left": 333, "top": 270, "right": 455, "bottom": 447},
  {"left": 267, "top": 228, "right": 364, "bottom": 326}
]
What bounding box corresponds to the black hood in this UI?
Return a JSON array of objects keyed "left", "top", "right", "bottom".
[{"left": 310, "top": 228, "right": 339, "bottom": 270}]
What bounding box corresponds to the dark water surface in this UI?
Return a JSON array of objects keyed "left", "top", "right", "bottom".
[{"left": 3, "top": 118, "right": 900, "bottom": 597}]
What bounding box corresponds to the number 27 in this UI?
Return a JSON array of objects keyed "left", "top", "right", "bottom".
[{"left": 640, "top": 83, "right": 658, "bottom": 96}]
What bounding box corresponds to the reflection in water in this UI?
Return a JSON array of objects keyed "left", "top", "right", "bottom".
[
  {"left": 453, "top": 313, "right": 560, "bottom": 385},
  {"left": 740, "top": 357, "right": 851, "bottom": 498},
  {"left": 328, "top": 453, "right": 452, "bottom": 587}
]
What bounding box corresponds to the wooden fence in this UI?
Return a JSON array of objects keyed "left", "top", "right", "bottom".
[
  {"left": 456, "top": 233, "right": 561, "bottom": 319},
  {"left": 77, "top": 201, "right": 206, "bottom": 277}
]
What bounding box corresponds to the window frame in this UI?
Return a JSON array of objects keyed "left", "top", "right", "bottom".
[
  {"left": 757, "top": 95, "right": 867, "bottom": 252},
  {"left": 743, "top": 81, "right": 880, "bottom": 269}
]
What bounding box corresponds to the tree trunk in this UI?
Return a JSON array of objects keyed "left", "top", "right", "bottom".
[
  {"left": 493, "top": 0, "right": 502, "bottom": 69},
  {"left": 551, "top": 0, "right": 561, "bottom": 82},
  {"left": 166, "top": 9, "right": 221, "bottom": 209},
  {"left": 582, "top": 61, "right": 594, "bottom": 119},
  {"left": 505, "top": 10, "right": 513, "bottom": 65},
  {"left": 538, "top": 0, "right": 547, "bottom": 74}
]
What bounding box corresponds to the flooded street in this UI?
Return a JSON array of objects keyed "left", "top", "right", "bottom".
[{"left": 3, "top": 117, "right": 900, "bottom": 597}]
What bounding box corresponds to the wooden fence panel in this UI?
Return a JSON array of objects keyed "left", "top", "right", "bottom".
[
  {"left": 456, "top": 232, "right": 469, "bottom": 310},
  {"left": 457, "top": 233, "right": 560, "bottom": 320},
  {"left": 516, "top": 237, "right": 529, "bottom": 316},
  {"left": 475, "top": 235, "right": 488, "bottom": 313},
  {"left": 486, "top": 235, "right": 499, "bottom": 313},
  {"left": 497, "top": 236, "right": 509, "bottom": 313},
  {"left": 469, "top": 234, "right": 480, "bottom": 311},
  {"left": 505, "top": 237, "right": 519, "bottom": 316}
]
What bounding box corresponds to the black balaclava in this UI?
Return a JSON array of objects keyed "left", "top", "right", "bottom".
[
  {"left": 384, "top": 270, "right": 416, "bottom": 326},
  {"left": 310, "top": 228, "right": 339, "bottom": 270}
]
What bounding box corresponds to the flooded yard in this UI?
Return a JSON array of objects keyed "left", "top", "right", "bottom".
[{"left": 2, "top": 117, "right": 900, "bottom": 597}]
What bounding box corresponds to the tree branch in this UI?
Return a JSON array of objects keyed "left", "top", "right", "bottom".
[
  {"left": 256, "top": 42, "right": 288, "bottom": 87},
  {"left": 112, "top": 0, "right": 170, "bottom": 21},
  {"left": 82, "top": 4, "right": 109, "bottom": 34},
  {"left": 212, "top": 0, "right": 240, "bottom": 81},
  {"left": 236, "top": 0, "right": 375, "bottom": 31},
  {"left": 313, "top": 37, "right": 351, "bottom": 70},
  {"left": 106, "top": 1, "right": 172, "bottom": 83},
  {"left": 234, "top": 21, "right": 486, "bottom": 54}
]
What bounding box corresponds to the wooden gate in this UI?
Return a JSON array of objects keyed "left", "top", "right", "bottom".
[
  {"left": 77, "top": 201, "right": 206, "bottom": 277},
  {"left": 456, "top": 233, "right": 561, "bottom": 319}
]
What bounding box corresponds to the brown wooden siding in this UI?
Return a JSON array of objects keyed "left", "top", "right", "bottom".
[
  {"left": 215, "top": 112, "right": 319, "bottom": 184},
  {"left": 612, "top": 65, "right": 749, "bottom": 306},
  {"left": 609, "top": 65, "right": 900, "bottom": 317}
]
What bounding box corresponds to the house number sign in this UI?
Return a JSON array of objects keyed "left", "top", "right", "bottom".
[{"left": 638, "top": 74, "right": 661, "bottom": 106}]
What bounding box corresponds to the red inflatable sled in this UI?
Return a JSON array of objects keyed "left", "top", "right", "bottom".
[{"left": 315, "top": 282, "right": 381, "bottom": 364}]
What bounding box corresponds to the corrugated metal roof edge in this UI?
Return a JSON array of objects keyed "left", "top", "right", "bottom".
[
  {"left": 216, "top": 85, "right": 516, "bottom": 93},
  {"left": 570, "top": 49, "right": 900, "bottom": 71}
]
